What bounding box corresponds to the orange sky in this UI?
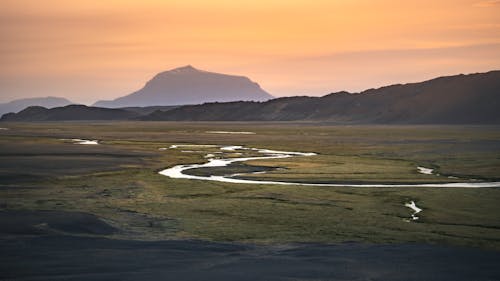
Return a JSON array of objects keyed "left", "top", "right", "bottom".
[{"left": 1, "top": 0, "right": 499, "bottom": 104}]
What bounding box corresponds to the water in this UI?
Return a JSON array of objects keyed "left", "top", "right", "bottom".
[{"left": 159, "top": 144, "right": 500, "bottom": 188}]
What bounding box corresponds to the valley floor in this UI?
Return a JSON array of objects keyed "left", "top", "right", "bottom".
[{"left": 0, "top": 122, "right": 499, "bottom": 279}]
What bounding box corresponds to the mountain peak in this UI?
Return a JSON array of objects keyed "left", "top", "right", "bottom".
[
  {"left": 169, "top": 65, "right": 200, "bottom": 74},
  {"left": 93, "top": 66, "right": 273, "bottom": 107}
]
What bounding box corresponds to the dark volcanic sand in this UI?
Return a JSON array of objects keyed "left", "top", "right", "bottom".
[{"left": 0, "top": 210, "right": 499, "bottom": 281}]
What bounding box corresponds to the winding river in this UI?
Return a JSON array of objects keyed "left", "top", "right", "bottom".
[{"left": 159, "top": 145, "right": 500, "bottom": 188}]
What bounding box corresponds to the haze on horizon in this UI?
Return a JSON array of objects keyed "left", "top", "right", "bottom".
[{"left": 1, "top": 0, "right": 499, "bottom": 104}]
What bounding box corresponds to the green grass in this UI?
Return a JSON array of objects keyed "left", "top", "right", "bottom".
[{"left": 0, "top": 122, "right": 499, "bottom": 249}]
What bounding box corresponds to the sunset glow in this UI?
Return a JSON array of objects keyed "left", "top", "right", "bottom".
[{"left": 1, "top": 0, "right": 499, "bottom": 104}]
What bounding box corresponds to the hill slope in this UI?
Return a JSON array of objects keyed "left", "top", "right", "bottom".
[
  {"left": 94, "top": 65, "right": 273, "bottom": 108},
  {"left": 142, "top": 71, "right": 500, "bottom": 124},
  {"left": 1, "top": 105, "right": 139, "bottom": 121},
  {"left": 0, "top": 97, "right": 73, "bottom": 116},
  {"left": 3, "top": 71, "right": 499, "bottom": 124}
]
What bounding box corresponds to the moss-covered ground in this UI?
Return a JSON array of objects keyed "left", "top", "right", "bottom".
[{"left": 1, "top": 122, "right": 499, "bottom": 249}]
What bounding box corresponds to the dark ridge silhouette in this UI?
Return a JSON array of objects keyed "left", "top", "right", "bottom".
[
  {"left": 94, "top": 65, "right": 273, "bottom": 108},
  {"left": 119, "top": 105, "right": 180, "bottom": 115},
  {"left": 3, "top": 71, "right": 499, "bottom": 124},
  {"left": 0, "top": 104, "right": 139, "bottom": 121},
  {"left": 141, "top": 71, "right": 500, "bottom": 124},
  {"left": 0, "top": 96, "right": 73, "bottom": 116}
]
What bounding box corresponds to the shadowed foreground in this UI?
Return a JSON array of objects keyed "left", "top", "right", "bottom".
[{"left": 1, "top": 210, "right": 499, "bottom": 281}]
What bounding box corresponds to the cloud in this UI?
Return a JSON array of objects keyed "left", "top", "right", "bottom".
[{"left": 473, "top": 0, "right": 500, "bottom": 7}]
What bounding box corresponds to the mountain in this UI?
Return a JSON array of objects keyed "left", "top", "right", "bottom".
[
  {"left": 1, "top": 105, "right": 139, "bottom": 121},
  {"left": 3, "top": 71, "right": 499, "bottom": 124},
  {"left": 94, "top": 65, "right": 273, "bottom": 108},
  {"left": 141, "top": 71, "right": 500, "bottom": 124},
  {"left": 0, "top": 97, "right": 73, "bottom": 116}
]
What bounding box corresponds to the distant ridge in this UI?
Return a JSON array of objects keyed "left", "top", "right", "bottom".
[
  {"left": 0, "top": 105, "right": 139, "bottom": 121},
  {"left": 141, "top": 70, "right": 500, "bottom": 124},
  {"left": 94, "top": 65, "right": 273, "bottom": 108},
  {"left": 3, "top": 71, "right": 499, "bottom": 124},
  {"left": 0, "top": 97, "right": 72, "bottom": 116}
]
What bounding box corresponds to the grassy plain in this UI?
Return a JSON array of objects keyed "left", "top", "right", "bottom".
[{"left": 0, "top": 122, "right": 499, "bottom": 249}]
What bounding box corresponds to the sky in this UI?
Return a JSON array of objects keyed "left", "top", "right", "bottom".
[{"left": 1, "top": 0, "right": 499, "bottom": 104}]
